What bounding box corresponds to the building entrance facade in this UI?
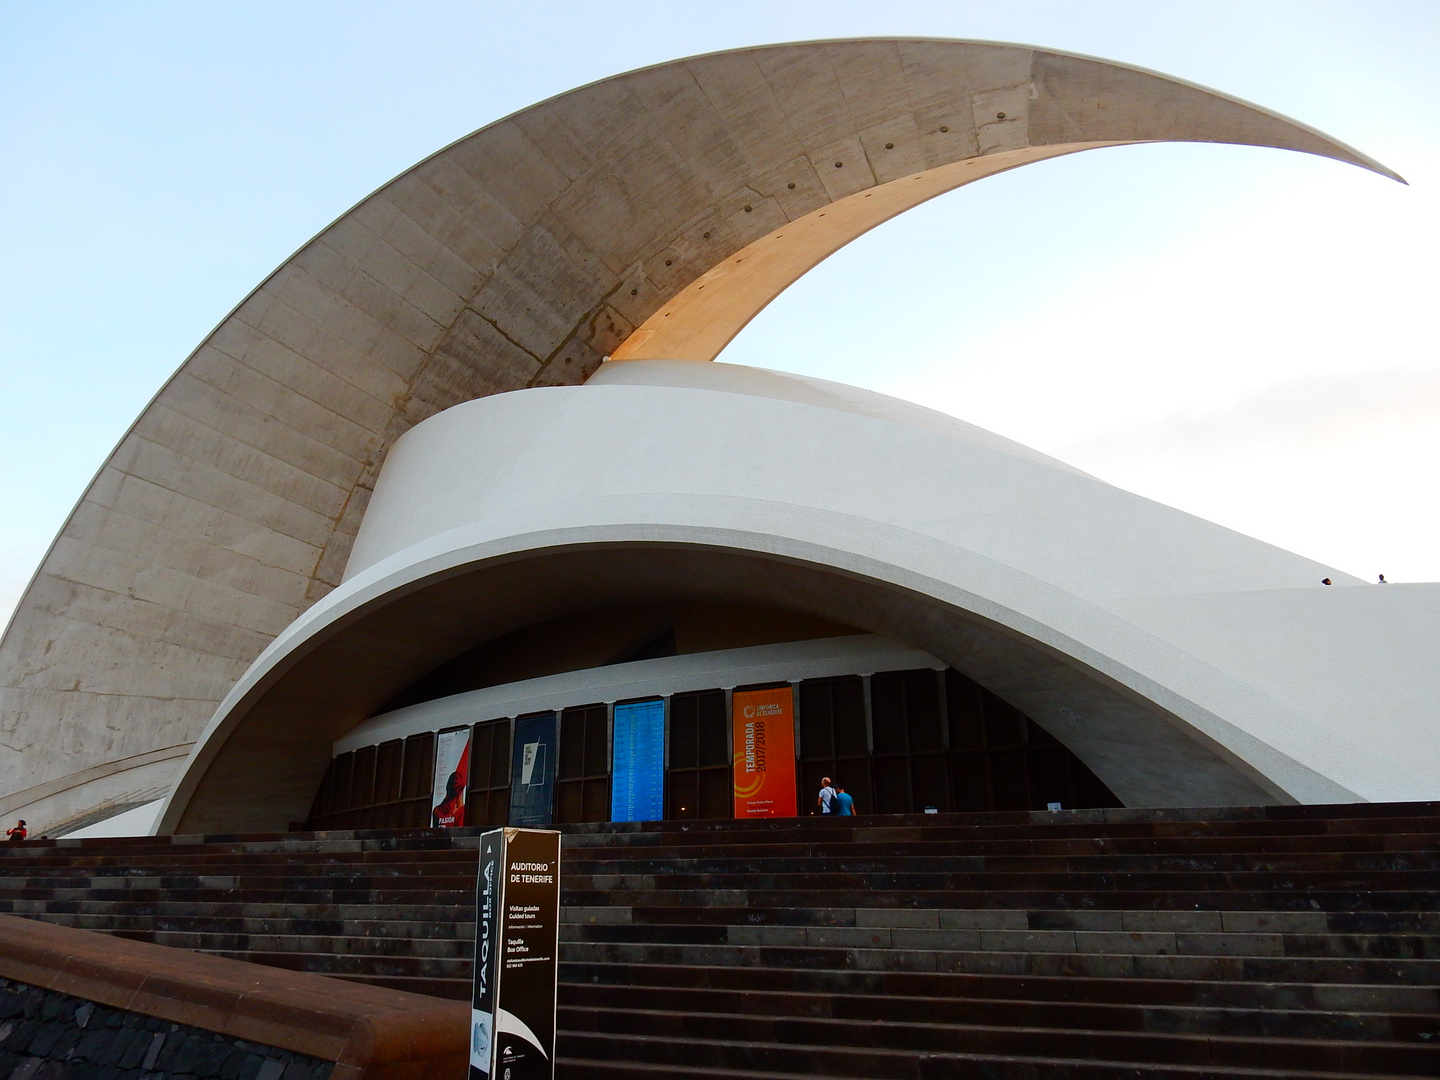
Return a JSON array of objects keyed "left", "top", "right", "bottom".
[{"left": 306, "top": 661, "right": 1121, "bottom": 831}]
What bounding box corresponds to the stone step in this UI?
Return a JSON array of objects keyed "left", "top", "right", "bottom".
[
  {"left": 29, "top": 911, "right": 475, "bottom": 940},
  {"left": 172, "top": 934, "right": 1440, "bottom": 988},
  {"left": 13, "top": 847, "right": 1440, "bottom": 875},
  {"left": 15, "top": 902, "right": 1440, "bottom": 951},
  {"left": 13, "top": 851, "right": 1439, "bottom": 886},
  {"left": 561, "top": 904, "right": 1440, "bottom": 938},
  {"left": 21, "top": 828, "right": 1440, "bottom": 857},
  {"left": 0, "top": 887, "right": 477, "bottom": 905},
  {"left": 0, "top": 899, "right": 477, "bottom": 922},
  {"left": 9, "top": 884, "right": 1439, "bottom": 912},
  {"left": 559, "top": 833, "right": 1440, "bottom": 857},
  {"left": 559, "top": 869, "right": 1440, "bottom": 891},
  {"left": 6, "top": 888, "right": 1434, "bottom": 923},
  {"left": 563, "top": 1003, "right": 1440, "bottom": 1072},
  {"left": 560, "top": 851, "right": 1440, "bottom": 871},
  {"left": 551, "top": 1055, "right": 1394, "bottom": 1080},
  {"left": 0, "top": 874, "right": 480, "bottom": 891},
  {"left": 556, "top": 1025, "right": 1427, "bottom": 1079},
  {"left": 559, "top": 980, "right": 1429, "bottom": 1041},
  {"left": 560, "top": 960, "right": 1440, "bottom": 1014},
  {"left": 1, "top": 803, "right": 1433, "bottom": 855},
  {"left": 0, "top": 852, "right": 478, "bottom": 869},
  {"left": 558, "top": 939, "right": 1440, "bottom": 984},
  {"left": 560, "top": 814, "right": 1440, "bottom": 843},
  {"left": 560, "top": 922, "right": 1440, "bottom": 960},
  {"left": 553, "top": 1058, "right": 830, "bottom": 1080},
  {"left": 12, "top": 898, "right": 1440, "bottom": 936},
  {"left": 561, "top": 887, "right": 1440, "bottom": 912},
  {"left": 107, "top": 929, "right": 471, "bottom": 958}
]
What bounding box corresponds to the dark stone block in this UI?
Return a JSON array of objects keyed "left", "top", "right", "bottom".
[
  {"left": 117, "top": 1029, "right": 150, "bottom": 1070},
  {"left": 141, "top": 1033, "right": 165, "bottom": 1072},
  {"left": 219, "top": 1046, "right": 250, "bottom": 1080},
  {"left": 236, "top": 1052, "right": 265, "bottom": 1080},
  {"left": 153, "top": 1032, "right": 182, "bottom": 1072},
  {"left": 49, "top": 1027, "right": 82, "bottom": 1061},
  {"left": 75, "top": 1028, "right": 113, "bottom": 1064},
  {"left": 193, "top": 1038, "right": 231, "bottom": 1078},
  {"left": 168, "top": 1034, "right": 204, "bottom": 1074},
  {"left": 281, "top": 1061, "right": 313, "bottom": 1080},
  {"left": 9, "top": 1020, "right": 42, "bottom": 1054},
  {"left": 39, "top": 997, "right": 60, "bottom": 1023},
  {"left": 96, "top": 1026, "right": 136, "bottom": 1067},
  {"left": 27, "top": 1023, "right": 63, "bottom": 1058}
]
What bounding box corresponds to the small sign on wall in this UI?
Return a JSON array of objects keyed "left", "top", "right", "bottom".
[
  {"left": 731, "top": 686, "right": 797, "bottom": 818},
  {"left": 471, "top": 827, "right": 561, "bottom": 1080}
]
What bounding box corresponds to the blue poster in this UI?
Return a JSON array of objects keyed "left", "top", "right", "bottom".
[
  {"left": 610, "top": 699, "right": 665, "bottom": 822},
  {"left": 509, "top": 712, "right": 557, "bottom": 827}
]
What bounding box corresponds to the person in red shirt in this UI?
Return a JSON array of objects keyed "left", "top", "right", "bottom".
[{"left": 5, "top": 819, "right": 26, "bottom": 842}]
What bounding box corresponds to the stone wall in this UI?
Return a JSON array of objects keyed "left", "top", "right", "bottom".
[
  {"left": 0, "top": 913, "right": 466, "bottom": 1080},
  {"left": 0, "top": 979, "right": 331, "bottom": 1080}
]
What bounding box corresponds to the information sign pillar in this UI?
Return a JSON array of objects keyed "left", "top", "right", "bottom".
[{"left": 471, "top": 828, "right": 561, "bottom": 1080}]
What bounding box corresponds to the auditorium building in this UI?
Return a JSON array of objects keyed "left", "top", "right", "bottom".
[{"left": 1, "top": 38, "right": 1435, "bottom": 840}]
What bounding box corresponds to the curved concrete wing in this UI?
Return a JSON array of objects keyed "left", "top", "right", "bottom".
[{"left": 0, "top": 39, "right": 1398, "bottom": 830}]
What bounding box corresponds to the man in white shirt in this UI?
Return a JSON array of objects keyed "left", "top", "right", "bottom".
[{"left": 817, "top": 778, "right": 837, "bottom": 815}]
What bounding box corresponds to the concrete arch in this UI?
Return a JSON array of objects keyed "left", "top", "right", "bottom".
[
  {"left": 157, "top": 533, "right": 1284, "bottom": 835},
  {"left": 0, "top": 39, "right": 1397, "bottom": 830}
]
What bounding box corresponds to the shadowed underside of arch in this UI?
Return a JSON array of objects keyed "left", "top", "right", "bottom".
[{"left": 0, "top": 38, "right": 1398, "bottom": 830}]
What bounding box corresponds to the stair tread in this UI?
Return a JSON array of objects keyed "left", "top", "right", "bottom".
[
  {"left": 562, "top": 1001, "right": 1440, "bottom": 1052},
  {"left": 558, "top": 1028, "right": 1433, "bottom": 1079}
]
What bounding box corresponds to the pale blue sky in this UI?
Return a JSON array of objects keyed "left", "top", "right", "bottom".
[{"left": 1, "top": 1, "right": 1437, "bottom": 627}]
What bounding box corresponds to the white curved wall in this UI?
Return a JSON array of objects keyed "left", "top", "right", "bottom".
[
  {"left": 323, "top": 359, "right": 1439, "bottom": 806},
  {"left": 346, "top": 360, "right": 1355, "bottom": 598},
  {"left": 156, "top": 360, "right": 1440, "bottom": 832}
]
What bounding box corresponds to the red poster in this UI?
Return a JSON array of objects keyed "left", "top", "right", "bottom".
[
  {"left": 432, "top": 727, "right": 471, "bottom": 827},
  {"left": 732, "top": 686, "right": 797, "bottom": 818}
]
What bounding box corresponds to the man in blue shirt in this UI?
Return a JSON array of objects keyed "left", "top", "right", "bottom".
[{"left": 834, "top": 786, "right": 854, "bottom": 815}]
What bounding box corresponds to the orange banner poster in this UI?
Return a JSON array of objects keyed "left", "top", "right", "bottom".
[{"left": 731, "top": 686, "right": 797, "bottom": 818}]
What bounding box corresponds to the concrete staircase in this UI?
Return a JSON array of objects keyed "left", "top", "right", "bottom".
[{"left": 2, "top": 803, "right": 1439, "bottom": 1077}]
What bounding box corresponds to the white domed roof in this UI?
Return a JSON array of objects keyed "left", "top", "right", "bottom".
[{"left": 588, "top": 359, "right": 1093, "bottom": 476}]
